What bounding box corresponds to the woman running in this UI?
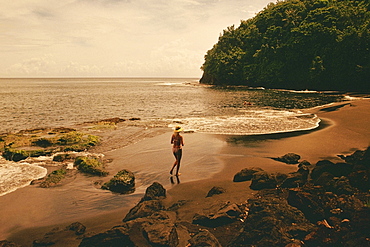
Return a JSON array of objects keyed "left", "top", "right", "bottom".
[{"left": 170, "top": 126, "right": 184, "bottom": 176}]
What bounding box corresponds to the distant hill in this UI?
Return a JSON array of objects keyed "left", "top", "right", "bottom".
[{"left": 200, "top": 0, "right": 370, "bottom": 91}]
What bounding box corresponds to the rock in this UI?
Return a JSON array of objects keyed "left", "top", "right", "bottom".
[
  {"left": 273, "top": 153, "right": 301, "bottom": 164},
  {"left": 74, "top": 156, "right": 108, "bottom": 176},
  {"left": 280, "top": 173, "right": 305, "bottom": 188},
  {"left": 141, "top": 182, "right": 166, "bottom": 201},
  {"left": 79, "top": 226, "right": 134, "bottom": 247},
  {"left": 250, "top": 171, "right": 277, "bottom": 190},
  {"left": 287, "top": 189, "right": 325, "bottom": 223},
  {"left": 193, "top": 202, "right": 242, "bottom": 227},
  {"left": 229, "top": 193, "right": 315, "bottom": 246},
  {"left": 206, "top": 186, "right": 226, "bottom": 197},
  {"left": 348, "top": 170, "right": 370, "bottom": 192},
  {"left": 233, "top": 167, "right": 264, "bottom": 182},
  {"left": 66, "top": 222, "right": 86, "bottom": 235},
  {"left": 101, "top": 169, "right": 135, "bottom": 194},
  {"left": 298, "top": 160, "right": 311, "bottom": 168},
  {"left": 123, "top": 200, "right": 165, "bottom": 222},
  {"left": 0, "top": 240, "right": 22, "bottom": 247},
  {"left": 311, "top": 160, "right": 353, "bottom": 181},
  {"left": 188, "top": 229, "right": 222, "bottom": 247},
  {"left": 141, "top": 211, "right": 178, "bottom": 246}
]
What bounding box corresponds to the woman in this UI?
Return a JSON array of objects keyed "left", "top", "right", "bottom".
[{"left": 170, "top": 126, "right": 184, "bottom": 176}]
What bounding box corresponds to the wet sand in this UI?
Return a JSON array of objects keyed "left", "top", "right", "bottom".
[{"left": 2, "top": 99, "right": 370, "bottom": 246}]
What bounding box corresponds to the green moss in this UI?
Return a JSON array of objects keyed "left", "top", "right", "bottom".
[
  {"left": 74, "top": 156, "right": 108, "bottom": 176},
  {"left": 40, "top": 169, "right": 67, "bottom": 188},
  {"left": 1, "top": 130, "right": 100, "bottom": 161},
  {"left": 2, "top": 148, "right": 54, "bottom": 162}
]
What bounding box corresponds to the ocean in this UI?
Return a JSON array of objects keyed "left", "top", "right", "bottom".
[{"left": 0, "top": 77, "right": 345, "bottom": 196}]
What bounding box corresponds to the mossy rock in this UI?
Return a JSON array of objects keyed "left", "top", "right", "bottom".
[
  {"left": 74, "top": 156, "right": 108, "bottom": 176},
  {"left": 2, "top": 148, "right": 53, "bottom": 162},
  {"left": 102, "top": 169, "right": 135, "bottom": 194},
  {"left": 40, "top": 169, "right": 67, "bottom": 188}
]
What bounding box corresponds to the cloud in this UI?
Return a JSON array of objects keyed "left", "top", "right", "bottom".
[{"left": 0, "top": 0, "right": 272, "bottom": 77}]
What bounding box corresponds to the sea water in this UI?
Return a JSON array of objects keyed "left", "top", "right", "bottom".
[{"left": 0, "top": 78, "right": 345, "bottom": 196}]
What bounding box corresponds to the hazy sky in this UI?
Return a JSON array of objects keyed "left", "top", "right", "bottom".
[{"left": 1, "top": 0, "right": 272, "bottom": 78}]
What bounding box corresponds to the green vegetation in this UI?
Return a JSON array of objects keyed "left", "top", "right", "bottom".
[
  {"left": 40, "top": 169, "right": 67, "bottom": 188},
  {"left": 200, "top": 0, "right": 370, "bottom": 91},
  {"left": 0, "top": 129, "right": 99, "bottom": 161},
  {"left": 74, "top": 156, "right": 108, "bottom": 176}
]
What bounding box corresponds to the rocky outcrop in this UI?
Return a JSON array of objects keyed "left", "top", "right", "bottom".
[
  {"left": 272, "top": 153, "right": 301, "bottom": 164},
  {"left": 229, "top": 190, "right": 315, "bottom": 246},
  {"left": 101, "top": 169, "right": 135, "bottom": 194}
]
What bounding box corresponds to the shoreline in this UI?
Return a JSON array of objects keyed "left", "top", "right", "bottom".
[{"left": 2, "top": 99, "right": 370, "bottom": 246}]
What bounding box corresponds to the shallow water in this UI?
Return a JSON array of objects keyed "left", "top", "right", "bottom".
[{"left": 0, "top": 78, "right": 345, "bottom": 197}]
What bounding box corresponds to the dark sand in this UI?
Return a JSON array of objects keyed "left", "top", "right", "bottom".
[{"left": 2, "top": 99, "right": 370, "bottom": 246}]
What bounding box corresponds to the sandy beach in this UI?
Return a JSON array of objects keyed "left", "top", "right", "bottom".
[{"left": 1, "top": 98, "right": 370, "bottom": 246}]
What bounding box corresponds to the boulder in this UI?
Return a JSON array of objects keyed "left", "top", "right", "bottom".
[
  {"left": 287, "top": 189, "right": 325, "bottom": 223},
  {"left": 188, "top": 229, "right": 222, "bottom": 247},
  {"left": 250, "top": 171, "right": 277, "bottom": 190},
  {"left": 206, "top": 186, "right": 226, "bottom": 197},
  {"left": 273, "top": 153, "right": 301, "bottom": 164},
  {"left": 311, "top": 160, "right": 353, "bottom": 181},
  {"left": 101, "top": 169, "right": 135, "bottom": 194},
  {"left": 123, "top": 200, "right": 165, "bottom": 222},
  {"left": 233, "top": 167, "right": 264, "bottom": 182},
  {"left": 280, "top": 172, "right": 306, "bottom": 188},
  {"left": 141, "top": 211, "right": 178, "bottom": 247},
  {"left": 141, "top": 182, "right": 166, "bottom": 201}
]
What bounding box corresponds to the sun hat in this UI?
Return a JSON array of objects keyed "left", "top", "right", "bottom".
[{"left": 174, "top": 126, "right": 183, "bottom": 132}]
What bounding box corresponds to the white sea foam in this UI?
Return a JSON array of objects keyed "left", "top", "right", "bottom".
[
  {"left": 169, "top": 109, "right": 320, "bottom": 135},
  {"left": 0, "top": 157, "right": 47, "bottom": 196}
]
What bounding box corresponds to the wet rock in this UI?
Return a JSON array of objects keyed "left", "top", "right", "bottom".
[
  {"left": 250, "top": 171, "right": 277, "bottom": 190},
  {"left": 79, "top": 226, "right": 134, "bottom": 247},
  {"left": 101, "top": 169, "right": 135, "bottom": 194},
  {"left": 206, "top": 186, "right": 226, "bottom": 197},
  {"left": 188, "top": 229, "right": 222, "bottom": 247},
  {"left": 273, "top": 153, "right": 301, "bottom": 164},
  {"left": 233, "top": 167, "right": 264, "bottom": 182}
]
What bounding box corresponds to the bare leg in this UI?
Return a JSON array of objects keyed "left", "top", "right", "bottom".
[{"left": 170, "top": 161, "right": 177, "bottom": 175}]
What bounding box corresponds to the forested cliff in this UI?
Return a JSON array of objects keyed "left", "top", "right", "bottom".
[{"left": 200, "top": 0, "right": 370, "bottom": 91}]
